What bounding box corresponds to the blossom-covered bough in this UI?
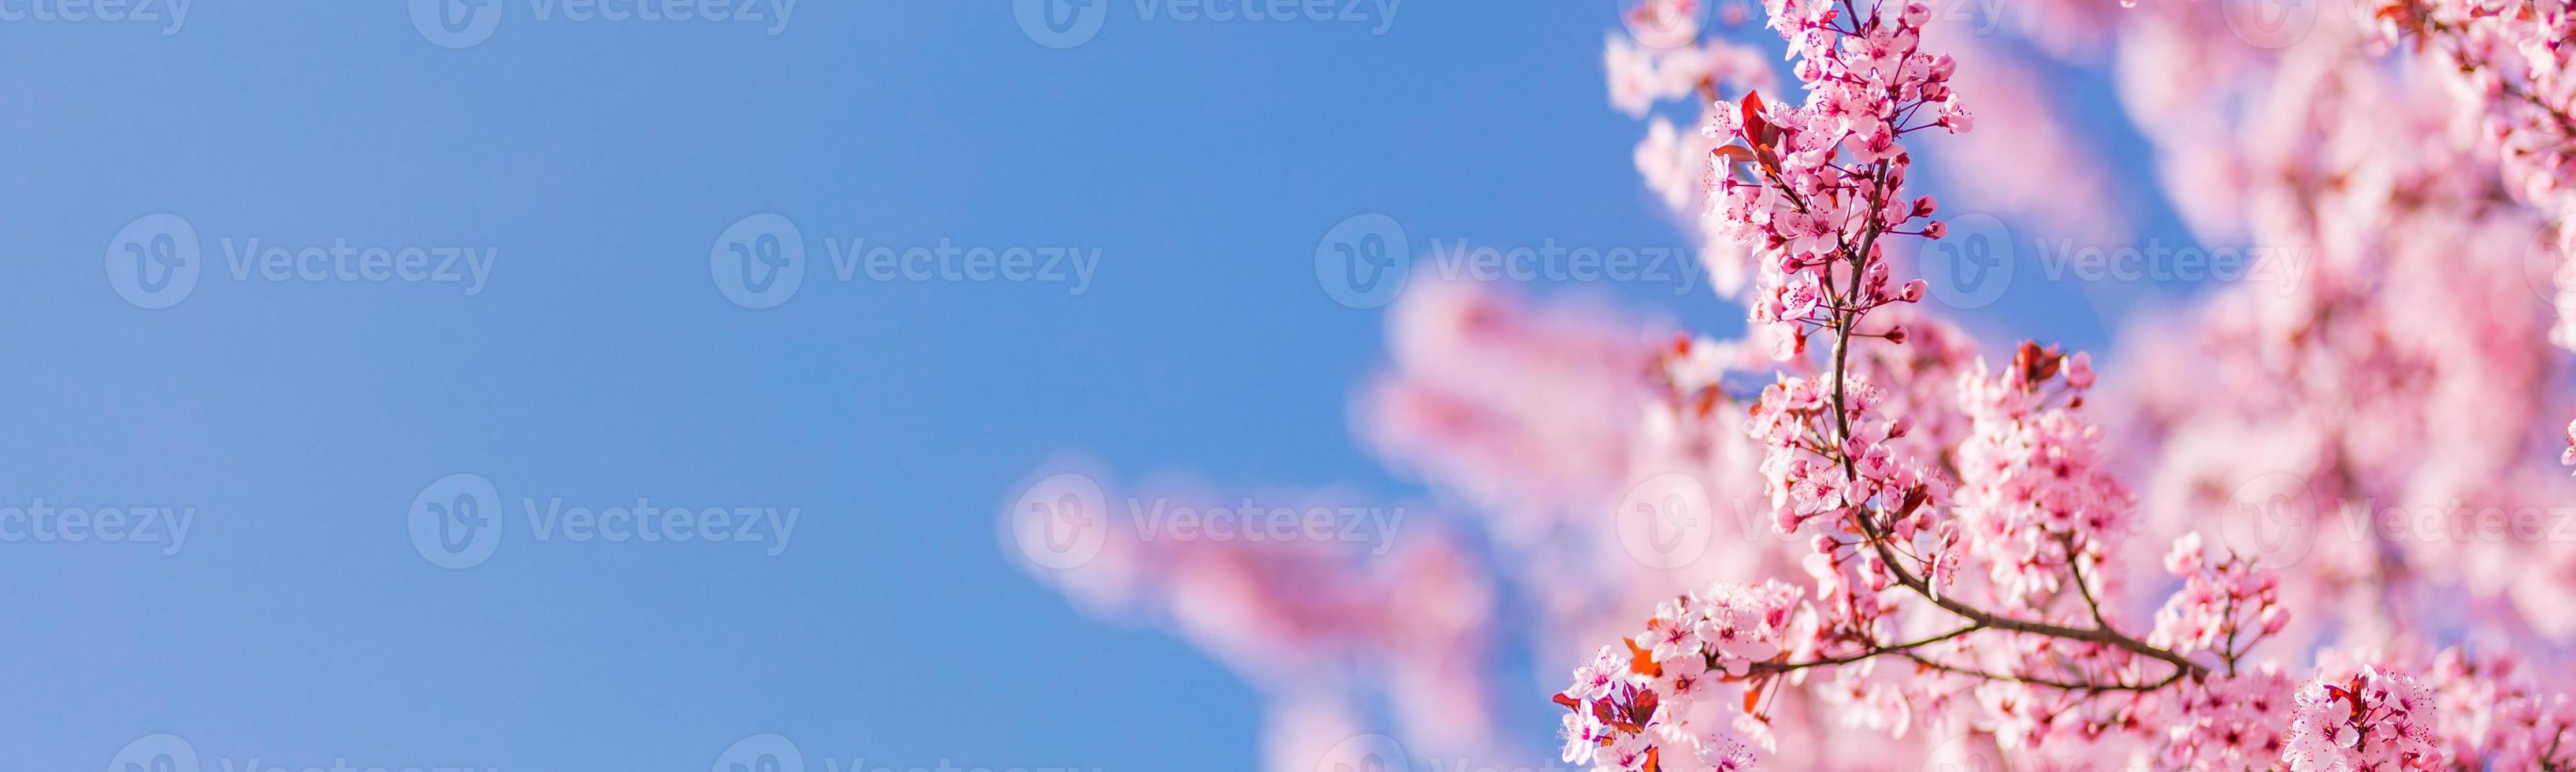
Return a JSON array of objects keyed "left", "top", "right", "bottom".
[
  {"left": 1565, "top": 1, "right": 2307, "bottom": 767},
  {"left": 1010, "top": 0, "right": 2576, "bottom": 769},
  {"left": 1556, "top": 1, "right": 2576, "bottom": 770}
]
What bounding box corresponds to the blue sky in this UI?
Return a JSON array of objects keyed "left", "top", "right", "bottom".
[{"left": 0, "top": 2, "right": 2193, "bottom": 770}]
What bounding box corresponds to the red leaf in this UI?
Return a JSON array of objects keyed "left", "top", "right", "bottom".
[
  {"left": 1625, "top": 637, "right": 1664, "bottom": 678},
  {"left": 1740, "top": 90, "right": 1770, "bottom": 149}
]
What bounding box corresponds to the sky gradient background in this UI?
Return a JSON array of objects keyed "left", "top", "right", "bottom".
[{"left": 1, "top": 2, "right": 2201, "bottom": 769}]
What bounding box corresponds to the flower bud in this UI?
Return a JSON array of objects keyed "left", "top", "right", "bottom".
[
  {"left": 1913, "top": 195, "right": 1937, "bottom": 217},
  {"left": 2066, "top": 351, "right": 2096, "bottom": 390},
  {"left": 1901, "top": 2, "right": 1932, "bottom": 26},
  {"left": 1924, "top": 220, "right": 1947, "bottom": 239}
]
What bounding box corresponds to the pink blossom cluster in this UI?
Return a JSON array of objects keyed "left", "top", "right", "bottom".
[
  {"left": 2284, "top": 666, "right": 2444, "bottom": 770},
  {"left": 1951, "top": 347, "right": 2128, "bottom": 608},
  {"left": 2357, "top": 0, "right": 2576, "bottom": 360},
  {"left": 2097, "top": 0, "right": 2576, "bottom": 648},
  {"left": 1745, "top": 373, "right": 1934, "bottom": 540},
  {"left": 1556, "top": 581, "right": 1798, "bottom": 770},
  {"left": 2149, "top": 533, "right": 2288, "bottom": 660},
  {"left": 2427, "top": 646, "right": 2576, "bottom": 770},
  {"left": 1707, "top": 0, "right": 1957, "bottom": 359},
  {"left": 2155, "top": 667, "right": 2298, "bottom": 770},
  {"left": 1609, "top": 32, "right": 1776, "bottom": 120}
]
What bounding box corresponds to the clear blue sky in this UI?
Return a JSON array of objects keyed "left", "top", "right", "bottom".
[{"left": 1, "top": 3, "right": 2188, "bottom": 770}]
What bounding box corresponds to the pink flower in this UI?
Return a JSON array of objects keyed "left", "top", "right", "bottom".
[{"left": 1777, "top": 271, "right": 1824, "bottom": 321}]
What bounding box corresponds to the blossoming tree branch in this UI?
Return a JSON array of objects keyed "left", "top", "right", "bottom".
[{"left": 1012, "top": 0, "right": 2576, "bottom": 769}]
